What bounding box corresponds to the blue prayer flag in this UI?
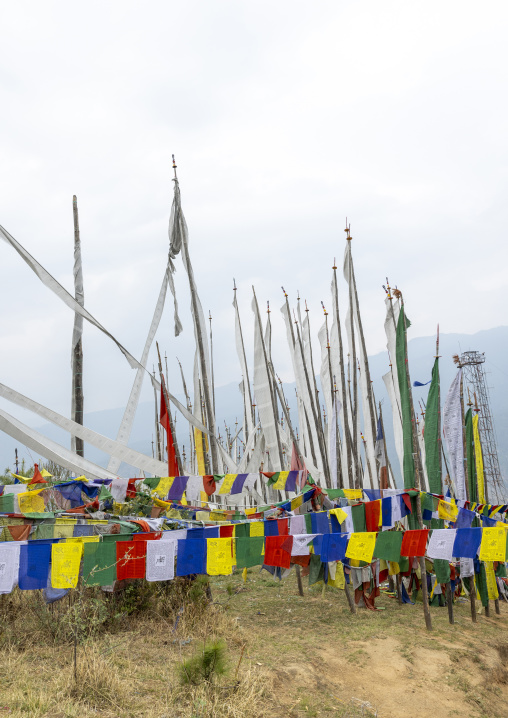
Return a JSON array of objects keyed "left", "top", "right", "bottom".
[
  {"left": 19, "top": 544, "right": 51, "bottom": 590},
  {"left": 176, "top": 539, "right": 206, "bottom": 576},
  {"left": 452, "top": 528, "right": 482, "bottom": 558}
]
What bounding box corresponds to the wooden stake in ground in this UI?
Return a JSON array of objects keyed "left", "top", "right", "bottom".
[
  {"left": 446, "top": 583, "right": 454, "bottom": 624},
  {"left": 295, "top": 565, "right": 304, "bottom": 597}
]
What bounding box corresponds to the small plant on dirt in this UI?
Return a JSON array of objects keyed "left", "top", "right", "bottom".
[{"left": 178, "top": 639, "right": 228, "bottom": 685}]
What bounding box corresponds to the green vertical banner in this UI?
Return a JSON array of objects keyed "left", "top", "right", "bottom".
[
  {"left": 424, "top": 358, "right": 442, "bottom": 494},
  {"left": 465, "top": 408, "right": 477, "bottom": 503},
  {"left": 396, "top": 307, "right": 415, "bottom": 488}
]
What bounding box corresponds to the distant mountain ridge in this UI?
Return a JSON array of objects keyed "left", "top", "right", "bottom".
[{"left": 1, "top": 326, "right": 507, "bottom": 489}]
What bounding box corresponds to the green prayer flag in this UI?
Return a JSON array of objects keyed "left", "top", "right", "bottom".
[
  {"left": 398, "top": 556, "right": 410, "bottom": 573},
  {"left": 83, "top": 542, "right": 117, "bottom": 586},
  {"left": 267, "top": 472, "right": 280, "bottom": 487},
  {"left": 143, "top": 476, "right": 160, "bottom": 490},
  {"left": 325, "top": 489, "right": 345, "bottom": 500},
  {"left": 477, "top": 563, "right": 489, "bottom": 607},
  {"left": 351, "top": 503, "right": 366, "bottom": 533},
  {"left": 235, "top": 537, "right": 264, "bottom": 569},
  {"left": 35, "top": 524, "right": 56, "bottom": 540},
  {"left": 433, "top": 558, "right": 450, "bottom": 584},
  {"left": 304, "top": 514, "right": 313, "bottom": 534},
  {"left": 465, "top": 408, "right": 477, "bottom": 503},
  {"left": 373, "top": 531, "right": 402, "bottom": 562},
  {"left": 308, "top": 554, "right": 324, "bottom": 585},
  {"left": 396, "top": 307, "right": 415, "bottom": 488},
  {"left": 234, "top": 523, "right": 249, "bottom": 539},
  {"left": 0, "top": 494, "right": 15, "bottom": 513},
  {"left": 424, "top": 358, "right": 442, "bottom": 493},
  {"left": 99, "top": 485, "right": 113, "bottom": 500}
]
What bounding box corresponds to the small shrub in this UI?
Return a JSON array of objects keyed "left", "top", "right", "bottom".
[{"left": 178, "top": 639, "right": 228, "bottom": 685}]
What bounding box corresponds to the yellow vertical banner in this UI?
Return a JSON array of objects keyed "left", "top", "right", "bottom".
[
  {"left": 194, "top": 428, "right": 208, "bottom": 475},
  {"left": 51, "top": 542, "right": 83, "bottom": 588},
  {"left": 473, "top": 414, "right": 486, "bottom": 504},
  {"left": 218, "top": 474, "right": 237, "bottom": 495}
]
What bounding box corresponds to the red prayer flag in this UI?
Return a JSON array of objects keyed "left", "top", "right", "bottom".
[
  {"left": 160, "top": 382, "right": 179, "bottom": 477},
  {"left": 365, "top": 500, "right": 381, "bottom": 532},
  {"left": 264, "top": 536, "right": 293, "bottom": 569},
  {"left": 277, "top": 518, "right": 289, "bottom": 536},
  {"left": 202, "top": 475, "right": 216, "bottom": 496},
  {"left": 116, "top": 541, "right": 146, "bottom": 580},
  {"left": 29, "top": 463, "right": 47, "bottom": 486},
  {"left": 219, "top": 525, "right": 234, "bottom": 539},
  {"left": 126, "top": 479, "right": 137, "bottom": 498},
  {"left": 400, "top": 529, "right": 429, "bottom": 558}
]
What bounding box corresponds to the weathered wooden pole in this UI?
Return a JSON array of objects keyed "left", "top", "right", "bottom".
[{"left": 71, "top": 195, "right": 84, "bottom": 457}]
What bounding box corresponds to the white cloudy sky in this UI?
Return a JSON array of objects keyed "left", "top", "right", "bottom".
[{"left": 1, "top": 0, "right": 507, "bottom": 427}]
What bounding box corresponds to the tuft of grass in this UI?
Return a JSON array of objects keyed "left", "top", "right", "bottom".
[
  {"left": 68, "top": 645, "right": 126, "bottom": 711},
  {"left": 178, "top": 639, "right": 228, "bottom": 685}
]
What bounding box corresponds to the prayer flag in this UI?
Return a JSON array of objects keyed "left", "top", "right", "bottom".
[
  {"left": 426, "top": 529, "right": 455, "bottom": 561},
  {"left": 176, "top": 539, "right": 206, "bottom": 576},
  {"left": 160, "top": 382, "right": 178, "bottom": 476},
  {"left": 438, "top": 499, "right": 458, "bottom": 522},
  {"left": 452, "top": 528, "right": 482, "bottom": 559},
  {"left": 235, "top": 537, "right": 264, "bottom": 569},
  {"left": 345, "top": 532, "right": 377, "bottom": 563},
  {"left": 206, "top": 538, "right": 234, "bottom": 576},
  {"left": 83, "top": 542, "right": 117, "bottom": 586},
  {"left": 116, "top": 541, "right": 146, "bottom": 580},
  {"left": 19, "top": 544, "right": 51, "bottom": 590},
  {"left": 320, "top": 533, "right": 349, "bottom": 562},
  {"left": 479, "top": 527, "right": 506, "bottom": 562},
  {"left": 373, "top": 531, "right": 403, "bottom": 563},
  {"left": 51, "top": 543, "right": 83, "bottom": 589},
  {"left": 264, "top": 536, "right": 293, "bottom": 569},
  {"left": 365, "top": 500, "right": 381, "bottom": 532},
  {"left": 400, "top": 529, "right": 429, "bottom": 557},
  {"left": 146, "top": 540, "right": 176, "bottom": 581}
]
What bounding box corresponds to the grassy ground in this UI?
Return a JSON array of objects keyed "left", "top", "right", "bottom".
[{"left": 0, "top": 571, "right": 507, "bottom": 717}]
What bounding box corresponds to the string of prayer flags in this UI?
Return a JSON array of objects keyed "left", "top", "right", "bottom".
[
  {"left": 268, "top": 470, "right": 300, "bottom": 492},
  {"left": 426, "top": 529, "right": 455, "bottom": 561},
  {"left": 206, "top": 538, "right": 234, "bottom": 576},
  {"left": 264, "top": 536, "right": 293, "bottom": 569},
  {"left": 373, "top": 530, "right": 403, "bottom": 563},
  {"left": 116, "top": 541, "right": 146, "bottom": 580},
  {"left": 176, "top": 539, "right": 206, "bottom": 576},
  {"left": 146, "top": 540, "right": 176, "bottom": 582},
  {"left": 235, "top": 537, "right": 264, "bottom": 568},
  {"left": 19, "top": 543, "right": 51, "bottom": 590},
  {"left": 400, "top": 529, "right": 429, "bottom": 557},
  {"left": 82, "top": 542, "right": 117, "bottom": 586},
  {"left": 438, "top": 499, "right": 459, "bottom": 522},
  {"left": 345, "top": 532, "right": 377, "bottom": 563},
  {"left": 452, "top": 528, "right": 482, "bottom": 559},
  {"left": 479, "top": 527, "right": 507, "bottom": 562},
  {"left": 320, "top": 533, "right": 349, "bottom": 562},
  {"left": 51, "top": 543, "right": 83, "bottom": 589}
]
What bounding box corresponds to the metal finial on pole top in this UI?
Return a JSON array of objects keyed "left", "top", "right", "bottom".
[
  {"left": 172, "top": 154, "right": 178, "bottom": 181},
  {"left": 344, "top": 218, "right": 352, "bottom": 241},
  {"left": 281, "top": 286, "right": 287, "bottom": 298},
  {"left": 332, "top": 257, "right": 337, "bottom": 270},
  {"left": 267, "top": 300, "right": 270, "bottom": 314},
  {"left": 233, "top": 278, "right": 237, "bottom": 292}
]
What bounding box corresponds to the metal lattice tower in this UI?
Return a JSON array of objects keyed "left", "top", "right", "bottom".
[{"left": 460, "top": 350, "right": 505, "bottom": 503}]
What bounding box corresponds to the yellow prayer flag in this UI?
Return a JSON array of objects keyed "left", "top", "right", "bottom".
[
  {"left": 180, "top": 493, "right": 188, "bottom": 506},
  {"left": 388, "top": 561, "right": 400, "bottom": 575},
  {"left": 66, "top": 536, "right": 100, "bottom": 544},
  {"left": 206, "top": 537, "right": 233, "bottom": 576},
  {"left": 73, "top": 475, "right": 88, "bottom": 482},
  {"left": 245, "top": 508, "right": 257, "bottom": 516},
  {"left": 9, "top": 472, "right": 32, "bottom": 483},
  {"left": 18, "top": 489, "right": 45, "bottom": 514},
  {"left": 479, "top": 527, "right": 506, "bottom": 562},
  {"left": 329, "top": 507, "right": 347, "bottom": 525},
  {"left": 272, "top": 471, "right": 289, "bottom": 490},
  {"left": 200, "top": 491, "right": 209, "bottom": 505},
  {"left": 345, "top": 532, "right": 377, "bottom": 563},
  {"left": 291, "top": 495, "right": 303, "bottom": 510},
  {"left": 219, "top": 474, "right": 237, "bottom": 495},
  {"left": 53, "top": 525, "right": 75, "bottom": 539},
  {"left": 154, "top": 477, "right": 174, "bottom": 499},
  {"left": 328, "top": 561, "right": 345, "bottom": 589},
  {"left": 242, "top": 567, "right": 248, "bottom": 582},
  {"left": 343, "top": 489, "right": 363, "bottom": 500},
  {"left": 473, "top": 415, "right": 486, "bottom": 504},
  {"left": 55, "top": 518, "right": 77, "bottom": 525},
  {"left": 249, "top": 521, "right": 264, "bottom": 537},
  {"left": 194, "top": 428, "right": 207, "bottom": 475},
  {"left": 51, "top": 542, "right": 83, "bottom": 588},
  {"left": 438, "top": 499, "right": 459, "bottom": 522},
  {"left": 196, "top": 511, "right": 209, "bottom": 522},
  {"left": 485, "top": 561, "right": 499, "bottom": 600},
  {"left": 40, "top": 469, "right": 53, "bottom": 478}
]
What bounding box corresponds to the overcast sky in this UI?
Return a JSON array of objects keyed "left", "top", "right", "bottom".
[{"left": 1, "top": 1, "right": 507, "bottom": 431}]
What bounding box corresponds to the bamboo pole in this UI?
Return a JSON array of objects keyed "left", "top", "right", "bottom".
[
  {"left": 71, "top": 195, "right": 84, "bottom": 458},
  {"left": 331, "top": 267, "right": 354, "bottom": 489}
]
